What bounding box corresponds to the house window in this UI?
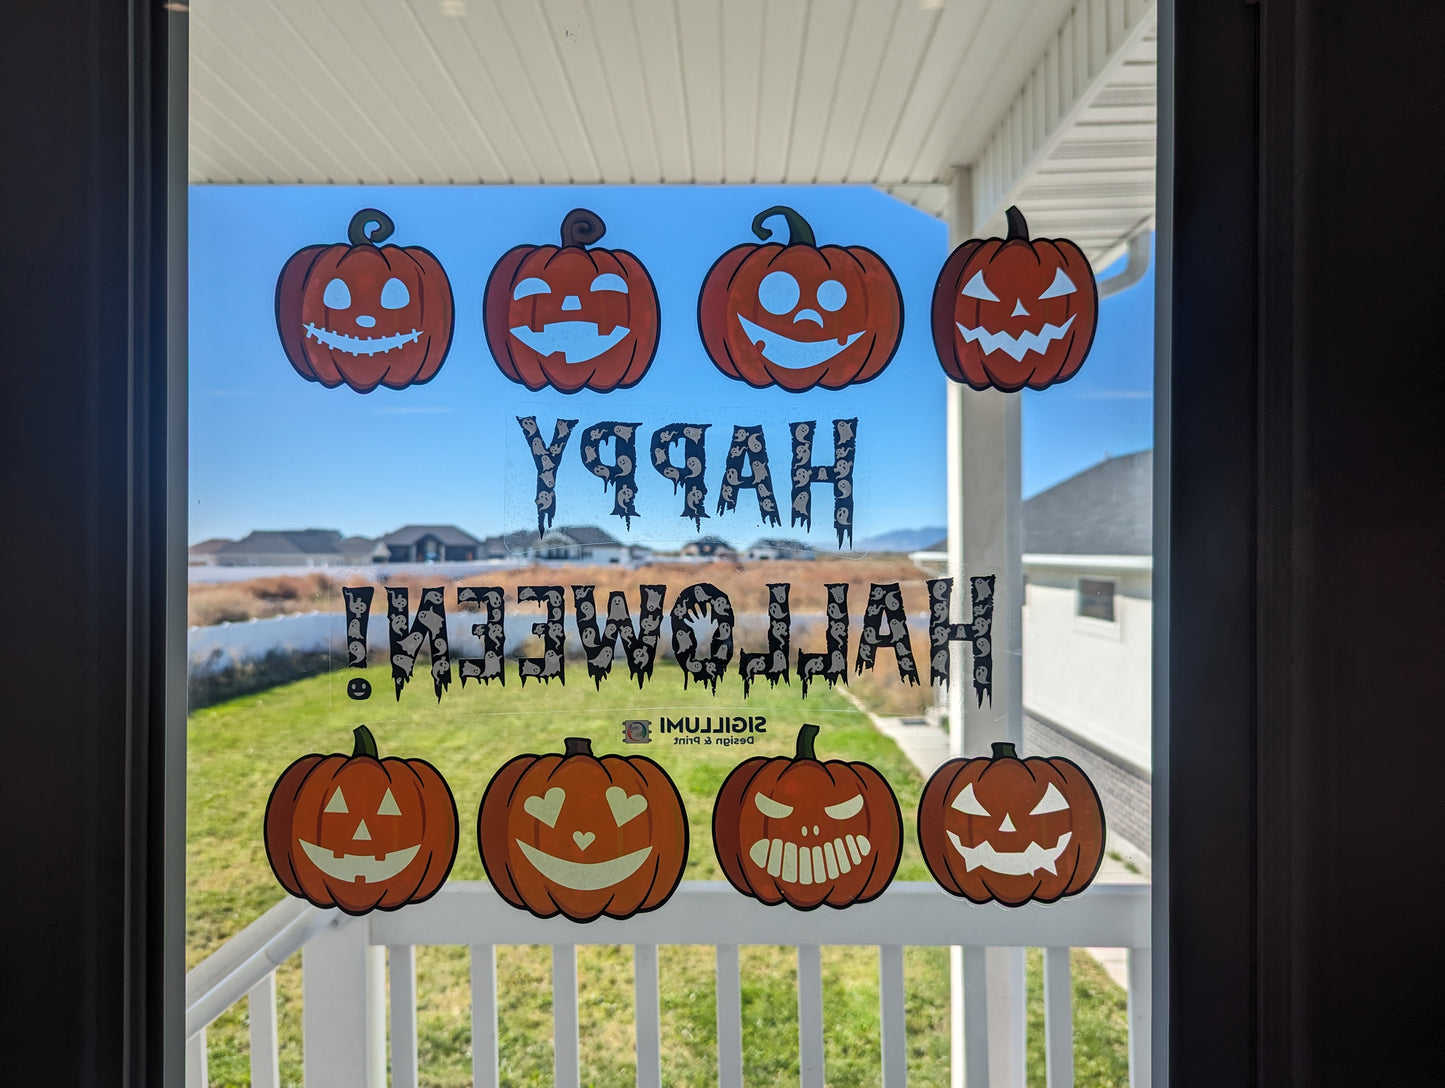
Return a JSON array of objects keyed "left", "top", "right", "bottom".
[{"left": 1077, "top": 577, "right": 1117, "bottom": 622}]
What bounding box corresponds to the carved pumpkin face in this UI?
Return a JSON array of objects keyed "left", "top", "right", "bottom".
[
  {"left": 712, "top": 724, "right": 902, "bottom": 910},
  {"left": 478, "top": 736, "right": 688, "bottom": 922},
  {"left": 917, "top": 742, "right": 1105, "bottom": 906},
  {"left": 931, "top": 206, "right": 1098, "bottom": 392},
  {"left": 275, "top": 208, "right": 455, "bottom": 393},
  {"left": 264, "top": 725, "right": 459, "bottom": 915},
  {"left": 698, "top": 206, "right": 904, "bottom": 392},
  {"left": 484, "top": 209, "right": 660, "bottom": 394}
]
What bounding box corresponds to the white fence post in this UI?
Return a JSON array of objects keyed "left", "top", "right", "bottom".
[
  {"left": 470, "top": 944, "right": 500, "bottom": 1088},
  {"left": 634, "top": 944, "right": 662, "bottom": 1088},
  {"left": 1043, "top": 947, "right": 1074, "bottom": 1088},
  {"left": 715, "top": 943, "right": 743, "bottom": 1088},
  {"left": 797, "top": 945, "right": 825, "bottom": 1088},
  {"left": 552, "top": 944, "right": 580, "bottom": 1088},
  {"left": 185, "top": 1027, "right": 207, "bottom": 1088},
  {"left": 1128, "top": 948, "right": 1152, "bottom": 1088},
  {"left": 390, "top": 945, "right": 418, "bottom": 1088},
  {"left": 302, "top": 915, "right": 385, "bottom": 1088},
  {"left": 247, "top": 972, "right": 280, "bottom": 1088}
]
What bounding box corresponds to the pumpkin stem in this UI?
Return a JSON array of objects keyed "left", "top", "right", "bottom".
[
  {"left": 564, "top": 737, "right": 594, "bottom": 757},
  {"left": 991, "top": 741, "right": 1020, "bottom": 760},
  {"left": 352, "top": 725, "right": 380, "bottom": 760},
  {"left": 560, "top": 209, "right": 606, "bottom": 248},
  {"left": 751, "top": 206, "right": 817, "bottom": 248},
  {"left": 1004, "top": 206, "right": 1029, "bottom": 242},
  {"left": 795, "top": 723, "right": 821, "bottom": 760},
  {"left": 347, "top": 208, "right": 395, "bottom": 247}
]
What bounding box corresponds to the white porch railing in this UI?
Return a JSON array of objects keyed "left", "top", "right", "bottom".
[{"left": 185, "top": 880, "right": 1151, "bottom": 1088}]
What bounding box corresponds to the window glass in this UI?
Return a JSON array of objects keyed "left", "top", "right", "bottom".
[{"left": 1078, "top": 578, "right": 1118, "bottom": 622}]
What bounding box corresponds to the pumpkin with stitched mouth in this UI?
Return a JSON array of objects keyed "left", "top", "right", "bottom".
[
  {"left": 264, "top": 725, "right": 459, "bottom": 915},
  {"left": 275, "top": 208, "right": 455, "bottom": 393},
  {"left": 483, "top": 209, "right": 661, "bottom": 394},
  {"left": 477, "top": 736, "right": 688, "bottom": 922},
  {"left": 697, "top": 206, "right": 904, "bottom": 393},
  {"left": 930, "top": 205, "right": 1098, "bottom": 392},
  {"left": 712, "top": 724, "right": 902, "bottom": 909},
  {"left": 917, "top": 741, "right": 1105, "bottom": 907}
]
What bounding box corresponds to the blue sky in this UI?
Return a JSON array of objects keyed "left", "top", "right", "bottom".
[{"left": 189, "top": 185, "right": 1152, "bottom": 547}]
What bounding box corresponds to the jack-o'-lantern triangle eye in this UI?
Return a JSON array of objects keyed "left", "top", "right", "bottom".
[
  {"left": 1037, "top": 267, "right": 1078, "bottom": 299},
  {"left": 377, "top": 788, "right": 402, "bottom": 816},
  {"left": 1029, "top": 782, "right": 1070, "bottom": 815},
  {"left": 324, "top": 788, "right": 348, "bottom": 814},
  {"left": 950, "top": 782, "right": 990, "bottom": 816},
  {"left": 961, "top": 270, "right": 999, "bottom": 302}
]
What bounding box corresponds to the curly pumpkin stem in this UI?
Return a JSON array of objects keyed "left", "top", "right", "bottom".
[
  {"left": 751, "top": 206, "right": 817, "bottom": 248},
  {"left": 561, "top": 208, "right": 606, "bottom": 248},
  {"left": 991, "top": 741, "right": 1020, "bottom": 760},
  {"left": 795, "top": 723, "right": 821, "bottom": 760},
  {"left": 352, "top": 724, "right": 380, "bottom": 760},
  {"left": 347, "top": 208, "right": 396, "bottom": 247},
  {"left": 1004, "top": 206, "right": 1029, "bottom": 242},
  {"left": 564, "top": 736, "right": 594, "bottom": 757}
]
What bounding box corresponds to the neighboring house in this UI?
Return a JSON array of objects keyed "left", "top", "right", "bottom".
[
  {"left": 746, "top": 538, "right": 816, "bottom": 561},
  {"left": 628, "top": 543, "right": 655, "bottom": 563},
  {"left": 214, "top": 529, "right": 344, "bottom": 567},
  {"left": 336, "top": 536, "right": 376, "bottom": 565},
  {"left": 477, "top": 530, "right": 541, "bottom": 559},
  {"left": 187, "top": 538, "right": 231, "bottom": 566},
  {"left": 681, "top": 536, "right": 738, "bottom": 559},
  {"left": 909, "top": 450, "right": 1153, "bottom": 853},
  {"left": 529, "top": 525, "right": 630, "bottom": 564},
  {"left": 374, "top": 525, "right": 481, "bottom": 563}
]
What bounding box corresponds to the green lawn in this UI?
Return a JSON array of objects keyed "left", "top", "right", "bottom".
[{"left": 188, "top": 665, "right": 1129, "bottom": 1086}]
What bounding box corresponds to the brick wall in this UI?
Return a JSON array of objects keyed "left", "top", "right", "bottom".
[{"left": 1024, "top": 712, "right": 1152, "bottom": 855}]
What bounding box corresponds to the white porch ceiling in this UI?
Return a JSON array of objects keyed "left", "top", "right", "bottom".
[{"left": 189, "top": 0, "right": 1155, "bottom": 262}]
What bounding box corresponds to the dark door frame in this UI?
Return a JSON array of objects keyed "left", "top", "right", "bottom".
[{"left": 2, "top": 2, "right": 1441, "bottom": 1084}]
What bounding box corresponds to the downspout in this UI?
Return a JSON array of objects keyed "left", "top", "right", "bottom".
[{"left": 1098, "top": 229, "right": 1153, "bottom": 299}]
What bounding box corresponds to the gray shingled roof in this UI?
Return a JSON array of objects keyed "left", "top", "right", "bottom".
[
  {"left": 917, "top": 450, "right": 1153, "bottom": 556},
  {"left": 1024, "top": 450, "right": 1152, "bottom": 555},
  {"left": 376, "top": 524, "right": 481, "bottom": 547},
  {"left": 555, "top": 525, "right": 622, "bottom": 546},
  {"left": 219, "top": 529, "right": 343, "bottom": 556}
]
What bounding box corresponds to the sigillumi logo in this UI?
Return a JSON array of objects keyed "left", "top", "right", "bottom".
[{"left": 622, "top": 720, "right": 653, "bottom": 744}]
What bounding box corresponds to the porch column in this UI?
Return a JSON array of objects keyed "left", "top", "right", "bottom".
[{"left": 946, "top": 166, "right": 1027, "bottom": 1088}]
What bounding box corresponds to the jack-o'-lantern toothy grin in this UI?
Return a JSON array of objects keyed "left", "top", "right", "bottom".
[
  {"left": 508, "top": 321, "right": 632, "bottom": 365},
  {"left": 736, "top": 314, "right": 864, "bottom": 369},
  {"left": 303, "top": 324, "right": 423, "bottom": 356},
  {"left": 954, "top": 313, "right": 1076, "bottom": 363},
  {"left": 945, "top": 829, "right": 1073, "bottom": 876},
  {"left": 746, "top": 831, "right": 872, "bottom": 886},
  {"left": 297, "top": 840, "right": 421, "bottom": 883}
]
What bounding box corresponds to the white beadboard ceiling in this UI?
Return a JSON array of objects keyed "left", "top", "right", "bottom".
[{"left": 189, "top": 0, "right": 1155, "bottom": 262}]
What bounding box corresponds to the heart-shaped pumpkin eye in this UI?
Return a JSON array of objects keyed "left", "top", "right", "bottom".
[
  {"left": 523, "top": 787, "right": 565, "bottom": 827},
  {"left": 605, "top": 786, "right": 648, "bottom": 826}
]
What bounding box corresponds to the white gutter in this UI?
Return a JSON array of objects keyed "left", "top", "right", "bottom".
[{"left": 1024, "top": 553, "right": 1153, "bottom": 572}]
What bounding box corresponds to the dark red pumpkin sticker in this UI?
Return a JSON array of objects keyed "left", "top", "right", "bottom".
[
  {"left": 698, "top": 206, "right": 904, "bottom": 393},
  {"left": 931, "top": 205, "right": 1098, "bottom": 392},
  {"left": 917, "top": 741, "right": 1106, "bottom": 907},
  {"left": 264, "top": 725, "right": 459, "bottom": 916},
  {"left": 483, "top": 209, "right": 661, "bottom": 394},
  {"left": 275, "top": 208, "right": 456, "bottom": 394},
  {"left": 712, "top": 724, "right": 902, "bottom": 910}
]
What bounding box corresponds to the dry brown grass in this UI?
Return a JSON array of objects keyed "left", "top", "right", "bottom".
[{"left": 188, "top": 557, "right": 934, "bottom": 627}]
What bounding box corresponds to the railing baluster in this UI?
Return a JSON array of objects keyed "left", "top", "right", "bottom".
[
  {"left": 715, "top": 943, "right": 743, "bottom": 1088},
  {"left": 302, "top": 917, "right": 386, "bottom": 1088},
  {"left": 962, "top": 946, "right": 989, "bottom": 1087},
  {"left": 878, "top": 945, "right": 907, "bottom": 1088},
  {"left": 797, "top": 945, "right": 825, "bottom": 1088},
  {"left": 1127, "top": 948, "right": 1152, "bottom": 1088},
  {"left": 246, "top": 971, "right": 280, "bottom": 1088},
  {"left": 470, "top": 944, "right": 500, "bottom": 1088},
  {"left": 185, "top": 1027, "right": 207, "bottom": 1088},
  {"left": 634, "top": 944, "right": 662, "bottom": 1088},
  {"left": 1042, "top": 947, "right": 1074, "bottom": 1088},
  {"left": 553, "top": 943, "right": 580, "bottom": 1088},
  {"left": 389, "top": 945, "right": 418, "bottom": 1088}
]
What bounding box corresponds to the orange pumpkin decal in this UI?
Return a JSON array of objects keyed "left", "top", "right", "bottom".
[
  {"left": 697, "top": 206, "right": 904, "bottom": 392},
  {"left": 264, "top": 725, "right": 458, "bottom": 915},
  {"left": 483, "top": 209, "right": 660, "bottom": 394},
  {"left": 712, "top": 724, "right": 901, "bottom": 910},
  {"left": 930, "top": 206, "right": 1098, "bottom": 392},
  {"left": 917, "top": 742, "right": 1105, "bottom": 907},
  {"left": 478, "top": 737, "right": 688, "bottom": 922},
  {"left": 275, "top": 208, "right": 455, "bottom": 393}
]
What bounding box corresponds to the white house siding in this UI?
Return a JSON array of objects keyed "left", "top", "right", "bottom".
[{"left": 1021, "top": 563, "right": 1152, "bottom": 774}]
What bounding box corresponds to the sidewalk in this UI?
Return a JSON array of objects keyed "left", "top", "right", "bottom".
[{"left": 846, "top": 692, "right": 1150, "bottom": 991}]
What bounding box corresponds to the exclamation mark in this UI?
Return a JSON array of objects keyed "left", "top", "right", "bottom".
[{"left": 343, "top": 586, "right": 374, "bottom": 700}]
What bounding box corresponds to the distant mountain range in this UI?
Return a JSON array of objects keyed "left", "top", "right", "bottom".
[{"left": 853, "top": 527, "right": 946, "bottom": 553}]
